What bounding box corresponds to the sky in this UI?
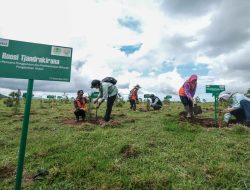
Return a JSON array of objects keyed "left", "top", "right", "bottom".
[{"left": 0, "top": 0, "right": 250, "bottom": 101}]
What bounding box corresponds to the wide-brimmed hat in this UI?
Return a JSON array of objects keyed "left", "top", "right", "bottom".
[
  {"left": 134, "top": 84, "right": 141, "bottom": 89},
  {"left": 218, "top": 91, "right": 232, "bottom": 101}
]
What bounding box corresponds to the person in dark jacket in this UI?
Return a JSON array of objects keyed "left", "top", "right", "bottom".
[
  {"left": 150, "top": 94, "right": 162, "bottom": 110},
  {"left": 74, "top": 90, "right": 87, "bottom": 122}
]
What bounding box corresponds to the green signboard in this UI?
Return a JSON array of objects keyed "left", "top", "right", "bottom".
[
  {"left": 0, "top": 38, "right": 72, "bottom": 81},
  {"left": 206, "top": 85, "right": 225, "bottom": 95},
  {"left": 206, "top": 85, "right": 225, "bottom": 127},
  {"left": 144, "top": 94, "right": 151, "bottom": 98},
  {"left": 91, "top": 92, "right": 99, "bottom": 99},
  {"left": 0, "top": 38, "right": 73, "bottom": 190},
  {"left": 164, "top": 95, "right": 172, "bottom": 99}
]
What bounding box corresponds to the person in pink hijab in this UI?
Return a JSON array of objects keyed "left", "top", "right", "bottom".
[{"left": 179, "top": 75, "right": 198, "bottom": 118}]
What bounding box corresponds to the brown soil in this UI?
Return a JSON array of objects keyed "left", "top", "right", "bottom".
[
  {"left": 179, "top": 111, "right": 216, "bottom": 128},
  {"left": 138, "top": 107, "right": 148, "bottom": 112},
  {"left": 119, "top": 145, "right": 140, "bottom": 158},
  {"left": 178, "top": 112, "right": 240, "bottom": 128},
  {"left": 0, "top": 164, "right": 16, "bottom": 180}
]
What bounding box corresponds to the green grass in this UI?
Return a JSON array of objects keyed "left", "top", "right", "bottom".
[{"left": 0, "top": 100, "right": 249, "bottom": 190}]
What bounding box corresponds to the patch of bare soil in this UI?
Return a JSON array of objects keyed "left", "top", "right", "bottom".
[
  {"left": 119, "top": 145, "right": 140, "bottom": 158},
  {"left": 178, "top": 112, "right": 241, "bottom": 128},
  {"left": 179, "top": 111, "right": 216, "bottom": 128},
  {"left": 138, "top": 107, "right": 149, "bottom": 112},
  {"left": 0, "top": 164, "right": 16, "bottom": 180}
]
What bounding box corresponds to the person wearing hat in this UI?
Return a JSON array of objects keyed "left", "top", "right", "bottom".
[
  {"left": 91, "top": 79, "right": 118, "bottom": 122},
  {"left": 150, "top": 94, "right": 162, "bottom": 110},
  {"left": 219, "top": 91, "right": 250, "bottom": 125},
  {"left": 129, "top": 84, "right": 141, "bottom": 111},
  {"left": 74, "top": 90, "right": 87, "bottom": 122}
]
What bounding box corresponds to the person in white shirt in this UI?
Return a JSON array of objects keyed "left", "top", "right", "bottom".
[
  {"left": 219, "top": 91, "right": 250, "bottom": 125},
  {"left": 91, "top": 79, "right": 118, "bottom": 122}
]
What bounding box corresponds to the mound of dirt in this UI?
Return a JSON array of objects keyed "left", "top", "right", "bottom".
[
  {"left": 179, "top": 112, "right": 216, "bottom": 127},
  {"left": 0, "top": 164, "right": 16, "bottom": 180},
  {"left": 178, "top": 112, "right": 242, "bottom": 128},
  {"left": 138, "top": 108, "right": 149, "bottom": 112},
  {"left": 119, "top": 145, "right": 140, "bottom": 158}
]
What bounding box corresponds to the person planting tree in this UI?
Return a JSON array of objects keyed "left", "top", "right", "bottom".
[
  {"left": 91, "top": 77, "right": 118, "bottom": 122},
  {"left": 129, "top": 84, "right": 141, "bottom": 111},
  {"left": 179, "top": 74, "right": 198, "bottom": 118},
  {"left": 150, "top": 94, "right": 162, "bottom": 110},
  {"left": 219, "top": 91, "right": 250, "bottom": 126},
  {"left": 74, "top": 90, "right": 87, "bottom": 122}
]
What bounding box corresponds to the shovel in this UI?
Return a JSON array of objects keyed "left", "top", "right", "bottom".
[
  {"left": 95, "top": 107, "right": 98, "bottom": 121},
  {"left": 193, "top": 103, "right": 202, "bottom": 115}
]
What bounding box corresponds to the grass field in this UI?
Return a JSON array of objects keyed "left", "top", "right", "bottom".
[{"left": 0, "top": 99, "right": 249, "bottom": 190}]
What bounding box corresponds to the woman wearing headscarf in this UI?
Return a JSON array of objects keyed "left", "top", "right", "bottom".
[
  {"left": 179, "top": 75, "right": 198, "bottom": 118},
  {"left": 219, "top": 91, "right": 250, "bottom": 125}
]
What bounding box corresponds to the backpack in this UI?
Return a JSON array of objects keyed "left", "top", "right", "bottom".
[{"left": 102, "top": 77, "right": 117, "bottom": 85}]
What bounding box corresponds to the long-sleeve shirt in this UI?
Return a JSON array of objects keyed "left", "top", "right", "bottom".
[
  {"left": 98, "top": 82, "right": 118, "bottom": 101},
  {"left": 151, "top": 96, "right": 162, "bottom": 106},
  {"left": 224, "top": 93, "right": 250, "bottom": 122},
  {"left": 179, "top": 82, "right": 196, "bottom": 99}
]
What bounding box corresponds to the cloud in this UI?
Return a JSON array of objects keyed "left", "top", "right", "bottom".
[
  {"left": 117, "top": 82, "right": 130, "bottom": 89},
  {"left": 74, "top": 60, "right": 87, "bottom": 71},
  {"left": 198, "top": 0, "right": 250, "bottom": 56},
  {"left": 207, "top": 42, "right": 250, "bottom": 93},
  {"left": 161, "top": 0, "right": 221, "bottom": 17},
  {"left": 118, "top": 16, "right": 142, "bottom": 33},
  {"left": 0, "top": 0, "right": 249, "bottom": 101}
]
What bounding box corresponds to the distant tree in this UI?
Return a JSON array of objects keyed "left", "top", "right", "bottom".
[
  {"left": 203, "top": 99, "right": 206, "bottom": 103},
  {"left": 4, "top": 91, "right": 21, "bottom": 114}
]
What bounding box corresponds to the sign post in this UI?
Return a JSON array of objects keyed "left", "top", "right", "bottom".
[
  {"left": 144, "top": 94, "right": 151, "bottom": 111},
  {"left": 0, "top": 38, "right": 72, "bottom": 190},
  {"left": 206, "top": 85, "right": 225, "bottom": 126},
  {"left": 15, "top": 79, "right": 33, "bottom": 189}
]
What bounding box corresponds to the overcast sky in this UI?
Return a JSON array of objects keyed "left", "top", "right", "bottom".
[{"left": 0, "top": 0, "right": 250, "bottom": 100}]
